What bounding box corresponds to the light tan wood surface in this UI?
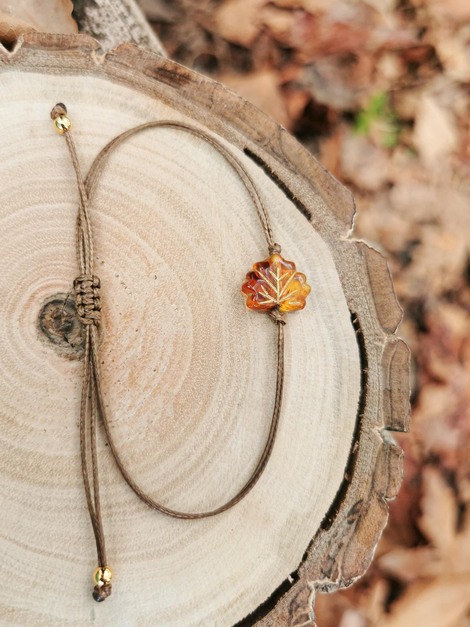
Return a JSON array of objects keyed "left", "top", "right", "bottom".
[{"left": 0, "top": 34, "right": 409, "bottom": 626}]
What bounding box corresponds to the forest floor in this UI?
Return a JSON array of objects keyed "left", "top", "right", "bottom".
[{"left": 144, "top": 1, "right": 470, "bottom": 625}]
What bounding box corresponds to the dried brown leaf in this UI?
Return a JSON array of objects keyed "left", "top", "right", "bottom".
[
  {"left": 298, "top": 55, "right": 371, "bottom": 110},
  {"left": 340, "top": 133, "right": 391, "bottom": 191},
  {"left": 259, "top": 5, "right": 297, "bottom": 44},
  {"left": 379, "top": 575, "right": 470, "bottom": 627},
  {"left": 379, "top": 546, "right": 439, "bottom": 583},
  {"left": 413, "top": 94, "right": 458, "bottom": 169},
  {"left": 212, "top": 0, "right": 266, "bottom": 47},
  {"left": 428, "top": 0, "right": 470, "bottom": 22},
  {"left": 338, "top": 609, "right": 367, "bottom": 627},
  {"left": 271, "top": 0, "right": 330, "bottom": 11},
  {"left": 216, "top": 70, "right": 290, "bottom": 127},
  {"left": 418, "top": 466, "right": 457, "bottom": 551}
]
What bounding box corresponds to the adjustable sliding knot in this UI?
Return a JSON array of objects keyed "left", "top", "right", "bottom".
[{"left": 74, "top": 275, "right": 101, "bottom": 326}]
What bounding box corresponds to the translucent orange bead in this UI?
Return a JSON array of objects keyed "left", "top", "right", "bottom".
[{"left": 241, "top": 253, "right": 311, "bottom": 313}]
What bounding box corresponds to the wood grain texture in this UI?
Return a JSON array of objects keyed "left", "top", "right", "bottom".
[{"left": 0, "top": 34, "right": 410, "bottom": 626}]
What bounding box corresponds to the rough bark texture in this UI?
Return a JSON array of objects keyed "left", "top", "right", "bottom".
[
  {"left": 73, "top": 0, "right": 165, "bottom": 53},
  {"left": 0, "top": 34, "right": 410, "bottom": 626}
]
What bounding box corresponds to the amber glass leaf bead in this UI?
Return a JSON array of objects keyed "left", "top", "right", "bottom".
[{"left": 241, "top": 253, "right": 311, "bottom": 313}]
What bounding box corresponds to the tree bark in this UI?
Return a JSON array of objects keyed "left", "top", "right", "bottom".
[
  {"left": 73, "top": 0, "right": 165, "bottom": 53},
  {"left": 0, "top": 33, "right": 410, "bottom": 626}
]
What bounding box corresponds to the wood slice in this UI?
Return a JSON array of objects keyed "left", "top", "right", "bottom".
[{"left": 0, "top": 34, "right": 410, "bottom": 626}]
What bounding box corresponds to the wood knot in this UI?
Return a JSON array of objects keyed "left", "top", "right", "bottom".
[
  {"left": 38, "top": 294, "right": 84, "bottom": 358},
  {"left": 74, "top": 275, "right": 102, "bottom": 326}
]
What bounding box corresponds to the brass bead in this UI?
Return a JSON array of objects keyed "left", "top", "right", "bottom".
[
  {"left": 92, "top": 565, "right": 113, "bottom": 587},
  {"left": 54, "top": 114, "right": 72, "bottom": 134}
]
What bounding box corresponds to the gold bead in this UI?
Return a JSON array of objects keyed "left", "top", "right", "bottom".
[
  {"left": 93, "top": 565, "right": 113, "bottom": 587},
  {"left": 54, "top": 114, "right": 71, "bottom": 134}
]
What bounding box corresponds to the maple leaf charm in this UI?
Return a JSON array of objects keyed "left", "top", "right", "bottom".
[{"left": 241, "top": 253, "right": 311, "bottom": 313}]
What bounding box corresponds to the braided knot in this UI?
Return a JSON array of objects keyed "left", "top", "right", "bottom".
[{"left": 74, "top": 275, "right": 101, "bottom": 326}]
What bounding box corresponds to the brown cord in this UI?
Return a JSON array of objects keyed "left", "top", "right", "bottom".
[{"left": 51, "top": 105, "right": 286, "bottom": 600}]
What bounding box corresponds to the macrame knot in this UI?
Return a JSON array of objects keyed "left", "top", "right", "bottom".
[
  {"left": 268, "top": 308, "right": 286, "bottom": 325},
  {"left": 74, "top": 274, "right": 102, "bottom": 326}
]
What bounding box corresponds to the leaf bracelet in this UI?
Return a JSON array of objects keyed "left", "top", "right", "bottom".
[{"left": 50, "top": 103, "right": 311, "bottom": 602}]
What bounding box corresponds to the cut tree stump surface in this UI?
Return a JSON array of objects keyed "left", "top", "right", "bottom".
[{"left": 0, "top": 34, "right": 410, "bottom": 627}]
